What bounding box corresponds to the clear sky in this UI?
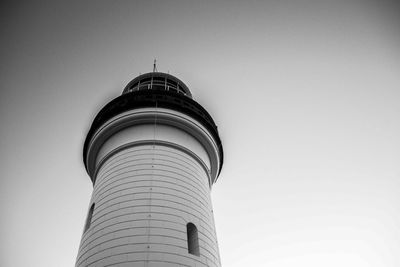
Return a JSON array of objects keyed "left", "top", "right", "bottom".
[{"left": 1, "top": 1, "right": 400, "bottom": 266}]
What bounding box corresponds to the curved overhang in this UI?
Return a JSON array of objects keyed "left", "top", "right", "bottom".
[{"left": 83, "top": 89, "right": 223, "bottom": 182}]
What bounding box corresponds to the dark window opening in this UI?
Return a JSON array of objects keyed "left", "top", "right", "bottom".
[
  {"left": 84, "top": 203, "right": 95, "bottom": 233},
  {"left": 187, "top": 223, "right": 200, "bottom": 256}
]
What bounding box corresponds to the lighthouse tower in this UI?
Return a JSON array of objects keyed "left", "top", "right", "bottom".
[{"left": 76, "top": 71, "right": 224, "bottom": 267}]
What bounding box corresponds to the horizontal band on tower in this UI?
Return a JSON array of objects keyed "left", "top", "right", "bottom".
[{"left": 93, "top": 140, "right": 211, "bottom": 186}]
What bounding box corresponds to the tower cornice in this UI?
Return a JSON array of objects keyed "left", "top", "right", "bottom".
[{"left": 83, "top": 89, "right": 224, "bottom": 181}]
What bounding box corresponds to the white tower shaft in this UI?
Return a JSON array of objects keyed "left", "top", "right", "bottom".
[{"left": 76, "top": 143, "right": 220, "bottom": 266}]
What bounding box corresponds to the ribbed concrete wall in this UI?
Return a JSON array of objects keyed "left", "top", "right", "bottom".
[{"left": 76, "top": 144, "right": 221, "bottom": 267}]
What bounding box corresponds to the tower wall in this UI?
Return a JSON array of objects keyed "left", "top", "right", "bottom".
[{"left": 76, "top": 143, "right": 220, "bottom": 267}]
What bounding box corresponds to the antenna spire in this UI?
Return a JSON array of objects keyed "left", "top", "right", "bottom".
[{"left": 153, "top": 59, "right": 158, "bottom": 72}]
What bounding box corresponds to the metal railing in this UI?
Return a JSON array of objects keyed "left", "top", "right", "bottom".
[{"left": 125, "top": 77, "right": 188, "bottom": 96}]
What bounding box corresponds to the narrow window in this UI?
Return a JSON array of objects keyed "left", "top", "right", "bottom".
[
  {"left": 84, "top": 203, "right": 95, "bottom": 232},
  {"left": 187, "top": 223, "right": 200, "bottom": 256}
]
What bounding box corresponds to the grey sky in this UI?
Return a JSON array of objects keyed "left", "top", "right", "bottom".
[{"left": 1, "top": 1, "right": 400, "bottom": 266}]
